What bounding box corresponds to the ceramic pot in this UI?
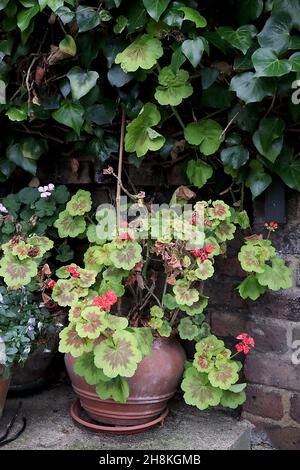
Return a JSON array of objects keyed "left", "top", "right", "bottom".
[
  {"left": 0, "top": 367, "right": 10, "bottom": 418},
  {"left": 65, "top": 336, "right": 186, "bottom": 426}
]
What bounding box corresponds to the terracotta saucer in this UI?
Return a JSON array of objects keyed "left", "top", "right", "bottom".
[{"left": 70, "top": 399, "right": 169, "bottom": 435}]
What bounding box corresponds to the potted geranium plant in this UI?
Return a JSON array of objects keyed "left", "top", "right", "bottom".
[
  {"left": 0, "top": 185, "right": 71, "bottom": 393},
  {"left": 51, "top": 139, "right": 292, "bottom": 430}
]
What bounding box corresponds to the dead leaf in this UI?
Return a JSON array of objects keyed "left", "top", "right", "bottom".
[{"left": 29, "top": 176, "right": 40, "bottom": 187}]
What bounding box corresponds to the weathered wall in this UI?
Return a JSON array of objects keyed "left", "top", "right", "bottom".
[{"left": 206, "top": 191, "right": 300, "bottom": 450}]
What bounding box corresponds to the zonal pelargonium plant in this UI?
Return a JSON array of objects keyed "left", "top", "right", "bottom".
[{"left": 51, "top": 189, "right": 292, "bottom": 410}]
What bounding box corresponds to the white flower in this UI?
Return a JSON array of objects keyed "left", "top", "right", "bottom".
[
  {"left": 0, "top": 203, "right": 8, "bottom": 214},
  {"left": 48, "top": 183, "right": 55, "bottom": 191},
  {"left": 38, "top": 184, "right": 55, "bottom": 198},
  {"left": 0, "top": 294, "right": 3, "bottom": 304}
]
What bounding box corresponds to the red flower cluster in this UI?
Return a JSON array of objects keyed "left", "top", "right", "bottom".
[
  {"left": 47, "top": 279, "right": 56, "bottom": 290},
  {"left": 264, "top": 221, "right": 279, "bottom": 231},
  {"left": 235, "top": 333, "right": 255, "bottom": 355},
  {"left": 191, "top": 245, "right": 214, "bottom": 262},
  {"left": 119, "top": 232, "right": 133, "bottom": 241},
  {"left": 67, "top": 266, "right": 80, "bottom": 278},
  {"left": 92, "top": 291, "right": 118, "bottom": 310}
]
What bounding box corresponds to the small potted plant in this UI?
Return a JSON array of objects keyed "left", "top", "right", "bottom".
[
  {"left": 51, "top": 180, "right": 292, "bottom": 429},
  {"left": 0, "top": 185, "right": 71, "bottom": 393},
  {"left": 0, "top": 287, "right": 57, "bottom": 417}
]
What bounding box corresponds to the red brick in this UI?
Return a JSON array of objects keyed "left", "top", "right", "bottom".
[
  {"left": 244, "top": 385, "right": 284, "bottom": 420},
  {"left": 247, "top": 318, "right": 288, "bottom": 353},
  {"left": 245, "top": 353, "right": 300, "bottom": 392},
  {"left": 290, "top": 394, "right": 300, "bottom": 424},
  {"left": 266, "top": 426, "right": 300, "bottom": 450},
  {"left": 247, "top": 288, "right": 300, "bottom": 322},
  {"left": 210, "top": 309, "right": 248, "bottom": 337}
]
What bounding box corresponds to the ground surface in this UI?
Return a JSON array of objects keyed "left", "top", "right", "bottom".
[{"left": 1, "top": 383, "right": 252, "bottom": 450}]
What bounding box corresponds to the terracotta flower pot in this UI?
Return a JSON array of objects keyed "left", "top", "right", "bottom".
[
  {"left": 65, "top": 336, "right": 186, "bottom": 426},
  {"left": 0, "top": 367, "right": 10, "bottom": 418}
]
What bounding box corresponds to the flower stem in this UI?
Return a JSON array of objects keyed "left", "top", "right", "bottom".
[{"left": 171, "top": 106, "right": 185, "bottom": 130}]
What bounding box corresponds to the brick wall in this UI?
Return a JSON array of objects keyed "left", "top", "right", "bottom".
[{"left": 206, "top": 191, "right": 300, "bottom": 450}]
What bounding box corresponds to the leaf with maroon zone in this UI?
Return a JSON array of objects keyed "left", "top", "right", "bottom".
[
  {"left": 195, "top": 335, "right": 225, "bottom": 354},
  {"left": 75, "top": 306, "right": 107, "bottom": 339},
  {"left": 76, "top": 267, "right": 96, "bottom": 287},
  {"left": 59, "top": 323, "right": 93, "bottom": 357},
  {"left": 0, "top": 254, "right": 37, "bottom": 289},
  {"left": 28, "top": 235, "right": 54, "bottom": 256},
  {"left": 74, "top": 352, "right": 110, "bottom": 385},
  {"left": 173, "top": 279, "right": 199, "bottom": 306},
  {"left": 178, "top": 317, "right": 199, "bottom": 340},
  {"left": 69, "top": 301, "right": 84, "bottom": 322},
  {"left": 11, "top": 241, "right": 31, "bottom": 260},
  {"left": 208, "top": 361, "right": 239, "bottom": 390},
  {"left": 180, "top": 295, "right": 209, "bottom": 316},
  {"left": 51, "top": 279, "right": 79, "bottom": 306},
  {"left": 66, "top": 189, "right": 92, "bottom": 216},
  {"left": 54, "top": 210, "right": 86, "bottom": 238},
  {"left": 181, "top": 366, "right": 222, "bottom": 410},
  {"left": 110, "top": 241, "right": 142, "bottom": 270},
  {"left": 94, "top": 330, "right": 142, "bottom": 378},
  {"left": 193, "top": 349, "right": 214, "bottom": 372},
  {"left": 128, "top": 327, "right": 153, "bottom": 357},
  {"left": 214, "top": 220, "right": 236, "bottom": 242},
  {"left": 195, "top": 259, "right": 214, "bottom": 280},
  {"left": 208, "top": 200, "right": 231, "bottom": 221}
]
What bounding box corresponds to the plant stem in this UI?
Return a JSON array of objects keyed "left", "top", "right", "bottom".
[
  {"left": 171, "top": 105, "right": 185, "bottom": 130},
  {"left": 116, "top": 107, "right": 126, "bottom": 231}
]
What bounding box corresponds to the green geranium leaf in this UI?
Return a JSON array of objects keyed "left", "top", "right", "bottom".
[
  {"left": 76, "top": 307, "right": 107, "bottom": 339},
  {"left": 178, "top": 317, "right": 199, "bottom": 341},
  {"left": 238, "top": 275, "right": 267, "bottom": 300},
  {"left": 195, "top": 259, "right": 214, "bottom": 280},
  {"left": 66, "top": 189, "right": 92, "bottom": 216},
  {"left": 196, "top": 335, "right": 225, "bottom": 354},
  {"left": 230, "top": 72, "right": 275, "bottom": 103},
  {"left": 94, "top": 330, "right": 142, "bottom": 378},
  {"left": 0, "top": 254, "right": 37, "bottom": 289},
  {"left": 52, "top": 100, "right": 84, "bottom": 136},
  {"left": 154, "top": 66, "right": 193, "bottom": 106},
  {"left": 186, "top": 160, "right": 213, "bottom": 188},
  {"left": 184, "top": 119, "right": 223, "bottom": 155},
  {"left": 59, "top": 323, "right": 93, "bottom": 357},
  {"left": 208, "top": 361, "right": 239, "bottom": 390},
  {"left": 220, "top": 390, "right": 246, "bottom": 409},
  {"left": 163, "top": 293, "right": 179, "bottom": 310},
  {"left": 150, "top": 305, "right": 164, "bottom": 318},
  {"left": 125, "top": 103, "right": 165, "bottom": 157},
  {"left": 218, "top": 25, "right": 257, "bottom": 54},
  {"left": 209, "top": 200, "right": 231, "bottom": 220},
  {"left": 238, "top": 241, "right": 271, "bottom": 273},
  {"left": 178, "top": 6, "right": 207, "bottom": 28},
  {"left": 173, "top": 279, "right": 199, "bottom": 306},
  {"left": 115, "top": 34, "right": 163, "bottom": 72},
  {"left": 193, "top": 349, "right": 214, "bottom": 372},
  {"left": 54, "top": 210, "right": 86, "bottom": 238},
  {"left": 74, "top": 352, "right": 109, "bottom": 385},
  {"left": 252, "top": 48, "right": 292, "bottom": 77},
  {"left": 157, "top": 320, "right": 172, "bottom": 337},
  {"left": 128, "top": 327, "right": 153, "bottom": 357},
  {"left": 257, "top": 256, "right": 293, "bottom": 291},
  {"left": 142, "top": 0, "right": 170, "bottom": 21},
  {"left": 181, "top": 37, "right": 205, "bottom": 68},
  {"left": 106, "top": 314, "right": 128, "bottom": 331},
  {"left": 6, "top": 107, "right": 27, "bottom": 121},
  {"left": 96, "top": 376, "right": 129, "bottom": 403},
  {"left": 67, "top": 67, "right": 99, "bottom": 100},
  {"left": 181, "top": 366, "right": 222, "bottom": 410}
]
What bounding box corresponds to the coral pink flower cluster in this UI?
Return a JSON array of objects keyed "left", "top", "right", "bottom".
[
  {"left": 67, "top": 266, "right": 80, "bottom": 278},
  {"left": 235, "top": 333, "right": 255, "bottom": 355},
  {"left": 92, "top": 291, "right": 118, "bottom": 310},
  {"left": 191, "top": 245, "right": 214, "bottom": 263}
]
